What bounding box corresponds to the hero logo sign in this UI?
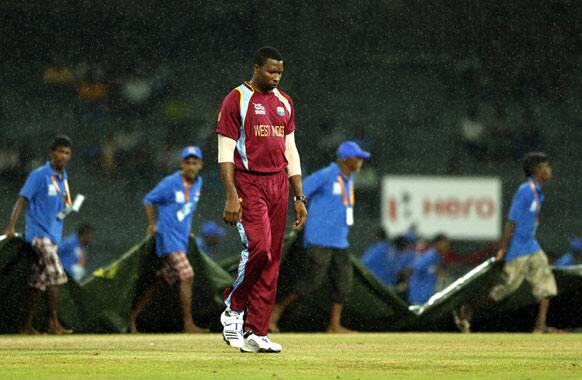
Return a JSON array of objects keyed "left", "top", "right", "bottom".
[{"left": 382, "top": 176, "right": 502, "bottom": 241}]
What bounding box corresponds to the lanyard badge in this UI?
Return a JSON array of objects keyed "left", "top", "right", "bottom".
[
  {"left": 177, "top": 176, "right": 193, "bottom": 222},
  {"left": 337, "top": 175, "right": 355, "bottom": 226},
  {"left": 51, "top": 176, "right": 72, "bottom": 206},
  {"left": 52, "top": 176, "right": 85, "bottom": 220},
  {"left": 527, "top": 179, "right": 541, "bottom": 213}
]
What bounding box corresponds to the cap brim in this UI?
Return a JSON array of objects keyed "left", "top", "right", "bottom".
[
  {"left": 357, "top": 151, "right": 371, "bottom": 159},
  {"left": 182, "top": 154, "right": 202, "bottom": 160}
]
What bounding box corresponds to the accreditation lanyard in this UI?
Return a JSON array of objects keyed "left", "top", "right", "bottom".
[
  {"left": 177, "top": 176, "right": 193, "bottom": 222},
  {"left": 337, "top": 175, "right": 354, "bottom": 226},
  {"left": 51, "top": 175, "right": 72, "bottom": 206},
  {"left": 182, "top": 176, "right": 191, "bottom": 202},
  {"left": 527, "top": 178, "right": 541, "bottom": 213},
  {"left": 527, "top": 178, "right": 542, "bottom": 226}
]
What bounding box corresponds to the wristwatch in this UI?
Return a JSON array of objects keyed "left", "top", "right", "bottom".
[{"left": 293, "top": 195, "right": 308, "bottom": 205}]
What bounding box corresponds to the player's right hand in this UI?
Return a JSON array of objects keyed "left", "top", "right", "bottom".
[
  {"left": 495, "top": 249, "right": 506, "bottom": 262},
  {"left": 4, "top": 226, "right": 15, "bottom": 238},
  {"left": 223, "top": 196, "right": 242, "bottom": 225}
]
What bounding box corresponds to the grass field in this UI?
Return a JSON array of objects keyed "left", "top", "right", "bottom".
[{"left": 0, "top": 333, "right": 581, "bottom": 380}]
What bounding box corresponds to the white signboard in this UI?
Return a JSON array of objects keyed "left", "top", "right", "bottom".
[{"left": 381, "top": 176, "right": 502, "bottom": 241}]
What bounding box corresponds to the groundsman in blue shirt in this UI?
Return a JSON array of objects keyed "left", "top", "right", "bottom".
[
  {"left": 128, "top": 146, "right": 208, "bottom": 334},
  {"left": 455, "top": 152, "right": 558, "bottom": 333},
  {"left": 4, "top": 135, "right": 74, "bottom": 335},
  {"left": 269, "top": 141, "right": 371, "bottom": 334}
]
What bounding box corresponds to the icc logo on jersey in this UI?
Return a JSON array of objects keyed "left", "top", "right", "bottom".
[
  {"left": 254, "top": 103, "right": 266, "bottom": 115},
  {"left": 276, "top": 106, "right": 285, "bottom": 116}
]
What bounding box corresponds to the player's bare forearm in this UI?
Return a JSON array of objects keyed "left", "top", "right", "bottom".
[
  {"left": 289, "top": 175, "right": 304, "bottom": 197},
  {"left": 219, "top": 162, "right": 242, "bottom": 225},
  {"left": 289, "top": 175, "right": 307, "bottom": 230},
  {"left": 496, "top": 221, "right": 516, "bottom": 261},
  {"left": 144, "top": 204, "right": 157, "bottom": 235},
  {"left": 4, "top": 197, "right": 27, "bottom": 237}
]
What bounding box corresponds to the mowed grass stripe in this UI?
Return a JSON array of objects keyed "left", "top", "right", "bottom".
[{"left": 0, "top": 333, "right": 580, "bottom": 380}]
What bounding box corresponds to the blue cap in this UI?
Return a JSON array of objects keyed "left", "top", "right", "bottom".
[
  {"left": 201, "top": 221, "right": 225, "bottom": 237},
  {"left": 336, "top": 141, "right": 371, "bottom": 160},
  {"left": 403, "top": 231, "right": 417, "bottom": 243},
  {"left": 570, "top": 238, "right": 582, "bottom": 253},
  {"left": 181, "top": 146, "right": 203, "bottom": 160}
]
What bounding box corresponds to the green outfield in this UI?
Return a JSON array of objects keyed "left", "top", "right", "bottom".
[{"left": 0, "top": 333, "right": 580, "bottom": 380}]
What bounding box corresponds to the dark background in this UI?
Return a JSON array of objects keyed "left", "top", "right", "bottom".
[{"left": 0, "top": 0, "right": 580, "bottom": 274}]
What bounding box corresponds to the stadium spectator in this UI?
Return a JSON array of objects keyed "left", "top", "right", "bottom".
[
  {"left": 195, "top": 221, "right": 225, "bottom": 257},
  {"left": 269, "top": 140, "right": 371, "bottom": 334},
  {"left": 446, "top": 156, "right": 463, "bottom": 175},
  {"left": 41, "top": 53, "right": 75, "bottom": 100},
  {"left": 76, "top": 64, "right": 108, "bottom": 122},
  {"left": 58, "top": 223, "right": 95, "bottom": 282},
  {"left": 488, "top": 103, "right": 513, "bottom": 162},
  {"left": 4, "top": 135, "right": 75, "bottom": 334},
  {"left": 120, "top": 69, "right": 153, "bottom": 113},
  {"left": 361, "top": 232, "right": 415, "bottom": 294},
  {"left": 128, "top": 146, "right": 207, "bottom": 334},
  {"left": 554, "top": 238, "right": 582, "bottom": 268},
  {"left": 454, "top": 152, "right": 557, "bottom": 333},
  {"left": 99, "top": 126, "right": 146, "bottom": 176},
  {"left": 460, "top": 106, "right": 487, "bottom": 161},
  {"left": 408, "top": 234, "right": 450, "bottom": 305},
  {"left": 0, "top": 140, "right": 21, "bottom": 181},
  {"left": 512, "top": 117, "right": 544, "bottom": 162}
]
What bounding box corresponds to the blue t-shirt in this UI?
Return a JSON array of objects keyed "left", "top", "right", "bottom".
[
  {"left": 58, "top": 234, "right": 83, "bottom": 275},
  {"left": 143, "top": 172, "right": 202, "bottom": 256},
  {"left": 303, "top": 163, "right": 353, "bottom": 249},
  {"left": 19, "top": 162, "right": 69, "bottom": 245},
  {"left": 361, "top": 241, "right": 415, "bottom": 286},
  {"left": 554, "top": 253, "right": 573, "bottom": 268},
  {"left": 505, "top": 178, "right": 544, "bottom": 262},
  {"left": 408, "top": 249, "right": 442, "bottom": 305}
]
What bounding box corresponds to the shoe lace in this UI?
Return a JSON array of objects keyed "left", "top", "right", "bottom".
[{"left": 227, "top": 310, "right": 243, "bottom": 319}]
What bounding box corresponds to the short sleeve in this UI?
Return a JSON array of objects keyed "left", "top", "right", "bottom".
[
  {"left": 413, "top": 251, "right": 437, "bottom": 271},
  {"left": 216, "top": 90, "right": 242, "bottom": 141},
  {"left": 404, "top": 251, "right": 416, "bottom": 268},
  {"left": 19, "top": 170, "right": 43, "bottom": 201},
  {"left": 361, "top": 244, "right": 381, "bottom": 267},
  {"left": 144, "top": 178, "right": 172, "bottom": 205},
  {"left": 508, "top": 186, "right": 532, "bottom": 223},
  {"left": 303, "top": 168, "right": 328, "bottom": 198},
  {"left": 285, "top": 96, "right": 296, "bottom": 135}
]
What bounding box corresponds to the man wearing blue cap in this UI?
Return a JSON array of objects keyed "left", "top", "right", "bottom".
[
  {"left": 128, "top": 146, "right": 207, "bottom": 333},
  {"left": 196, "top": 221, "right": 226, "bottom": 258},
  {"left": 269, "top": 140, "right": 371, "bottom": 333}
]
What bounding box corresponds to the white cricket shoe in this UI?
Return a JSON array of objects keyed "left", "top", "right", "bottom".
[
  {"left": 221, "top": 309, "right": 245, "bottom": 348},
  {"left": 240, "top": 332, "right": 282, "bottom": 353}
]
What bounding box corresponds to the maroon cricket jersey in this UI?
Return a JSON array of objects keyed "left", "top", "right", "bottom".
[{"left": 216, "top": 82, "right": 296, "bottom": 174}]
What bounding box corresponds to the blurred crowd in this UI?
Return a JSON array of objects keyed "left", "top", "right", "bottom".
[{"left": 34, "top": 53, "right": 213, "bottom": 182}]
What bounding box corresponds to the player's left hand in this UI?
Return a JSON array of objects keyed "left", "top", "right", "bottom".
[{"left": 293, "top": 201, "right": 307, "bottom": 231}]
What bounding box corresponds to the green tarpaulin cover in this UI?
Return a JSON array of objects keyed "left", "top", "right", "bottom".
[{"left": 1, "top": 234, "right": 581, "bottom": 333}]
